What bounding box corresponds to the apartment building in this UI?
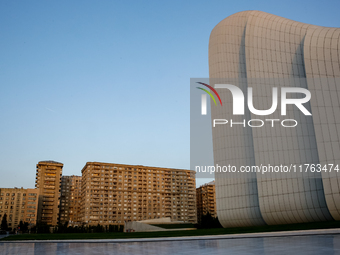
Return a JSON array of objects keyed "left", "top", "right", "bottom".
[
  {"left": 196, "top": 181, "right": 216, "bottom": 223},
  {"left": 59, "top": 175, "right": 82, "bottom": 226},
  {"left": 0, "top": 187, "right": 39, "bottom": 230},
  {"left": 80, "top": 162, "right": 196, "bottom": 226},
  {"left": 35, "top": 160, "right": 63, "bottom": 226}
]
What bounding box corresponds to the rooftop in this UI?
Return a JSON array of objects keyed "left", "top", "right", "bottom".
[{"left": 38, "top": 160, "right": 63, "bottom": 165}]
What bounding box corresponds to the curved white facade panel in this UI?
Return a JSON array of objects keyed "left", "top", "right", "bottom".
[
  {"left": 209, "top": 10, "right": 339, "bottom": 226},
  {"left": 209, "top": 11, "right": 266, "bottom": 227},
  {"left": 304, "top": 27, "right": 340, "bottom": 220}
]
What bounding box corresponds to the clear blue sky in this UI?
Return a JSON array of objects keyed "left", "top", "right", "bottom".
[{"left": 0, "top": 0, "right": 339, "bottom": 188}]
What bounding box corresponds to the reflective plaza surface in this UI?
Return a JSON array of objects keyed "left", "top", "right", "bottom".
[{"left": 1, "top": 235, "right": 340, "bottom": 255}]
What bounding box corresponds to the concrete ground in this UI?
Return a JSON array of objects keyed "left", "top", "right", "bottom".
[
  {"left": 1, "top": 229, "right": 340, "bottom": 255},
  {"left": 0, "top": 228, "right": 340, "bottom": 243}
]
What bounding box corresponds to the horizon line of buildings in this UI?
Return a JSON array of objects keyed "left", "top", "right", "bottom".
[{"left": 0, "top": 160, "right": 216, "bottom": 230}]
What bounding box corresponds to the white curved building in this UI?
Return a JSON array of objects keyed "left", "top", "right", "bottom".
[{"left": 209, "top": 11, "right": 340, "bottom": 227}]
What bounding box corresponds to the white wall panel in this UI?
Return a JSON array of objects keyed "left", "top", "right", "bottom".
[{"left": 209, "top": 10, "right": 339, "bottom": 227}]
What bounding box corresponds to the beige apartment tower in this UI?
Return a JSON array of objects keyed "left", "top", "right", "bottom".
[
  {"left": 196, "top": 181, "right": 216, "bottom": 223},
  {"left": 81, "top": 162, "right": 196, "bottom": 226},
  {"left": 35, "top": 161, "right": 63, "bottom": 226},
  {"left": 0, "top": 188, "right": 39, "bottom": 230},
  {"left": 59, "top": 175, "right": 82, "bottom": 226}
]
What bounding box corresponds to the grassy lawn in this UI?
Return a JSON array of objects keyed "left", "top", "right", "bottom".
[{"left": 1, "top": 221, "right": 340, "bottom": 241}]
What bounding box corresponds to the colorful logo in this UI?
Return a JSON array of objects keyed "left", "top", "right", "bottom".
[
  {"left": 196, "top": 82, "right": 222, "bottom": 106},
  {"left": 196, "top": 82, "right": 222, "bottom": 115}
]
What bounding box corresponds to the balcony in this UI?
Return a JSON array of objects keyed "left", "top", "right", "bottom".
[
  {"left": 43, "top": 197, "right": 54, "bottom": 202},
  {"left": 43, "top": 185, "right": 55, "bottom": 190}
]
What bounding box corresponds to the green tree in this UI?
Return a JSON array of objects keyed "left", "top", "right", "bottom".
[
  {"left": 199, "top": 212, "right": 222, "bottom": 229},
  {"left": 18, "top": 221, "right": 29, "bottom": 233},
  {"left": 1, "top": 213, "right": 8, "bottom": 231},
  {"left": 36, "top": 222, "right": 50, "bottom": 234}
]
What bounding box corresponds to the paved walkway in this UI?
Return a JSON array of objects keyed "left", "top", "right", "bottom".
[{"left": 1, "top": 228, "right": 340, "bottom": 243}]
